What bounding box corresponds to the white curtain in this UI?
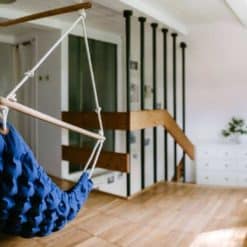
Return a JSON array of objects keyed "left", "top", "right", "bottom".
[
  {"left": 14, "top": 40, "right": 37, "bottom": 154},
  {"left": 0, "top": 43, "right": 17, "bottom": 128}
]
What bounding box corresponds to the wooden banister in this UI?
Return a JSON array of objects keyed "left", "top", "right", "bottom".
[
  {"left": 130, "top": 110, "right": 195, "bottom": 160},
  {"left": 62, "top": 111, "right": 129, "bottom": 130},
  {"left": 0, "top": 2, "right": 92, "bottom": 27},
  {"left": 62, "top": 146, "right": 130, "bottom": 173},
  {"left": 62, "top": 110, "right": 195, "bottom": 160}
]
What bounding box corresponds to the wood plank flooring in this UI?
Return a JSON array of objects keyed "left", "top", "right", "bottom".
[{"left": 0, "top": 180, "right": 247, "bottom": 247}]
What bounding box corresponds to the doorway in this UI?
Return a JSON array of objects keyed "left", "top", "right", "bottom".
[{"left": 68, "top": 34, "right": 117, "bottom": 173}]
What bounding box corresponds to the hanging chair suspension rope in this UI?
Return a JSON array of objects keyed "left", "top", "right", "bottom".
[
  {"left": 80, "top": 10, "right": 104, "bottom": 136},
  {"left": 82, "top": 140, "right": 101, "bottom": 173},
  {"left": 1, "top": 11, "right": 105, "bottom": 143},
  {"left": 0, "top": 2, "right": 92, "bottom": 27},
  {"left": 7, "top": 15, "right": 84, "bottom": 100},
  {"left": 79, "top": 9, "right": 105, "bottom": 178},
  {"left": 89, "top": 141, "right": 104, "bottom": 178},
  {"left": 0, "top": 5, "right": 105, "bottom": 177}
]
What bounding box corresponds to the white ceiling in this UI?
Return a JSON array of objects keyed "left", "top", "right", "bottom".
[
  {"left": 0, "top": 0, "right": 240, "bottom": 36},
  {"left": 0, "top": 0, "right": 123, "bottom": 35},
  {"left": 155, "top": 0, "right": 237, "bottom": 25}
]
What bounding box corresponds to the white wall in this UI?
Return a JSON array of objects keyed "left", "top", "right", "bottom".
[
  {"left": 35, "top": 29, "right": 62, "bottom": 177},
  {"left": 185, "top": 21, "right": 247, "bottom": 181}
]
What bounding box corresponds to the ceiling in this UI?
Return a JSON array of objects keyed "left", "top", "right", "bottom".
[
  {"left": 0, "top": 0, "right": 240, "bottom": 36},
  {"left": 154, "top": 0, "right": 237, "bottom": 25}
]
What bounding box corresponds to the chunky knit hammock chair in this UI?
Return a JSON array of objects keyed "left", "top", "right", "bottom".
[{"left": 0, "top": 5, "right": 105, "bottom": 238}]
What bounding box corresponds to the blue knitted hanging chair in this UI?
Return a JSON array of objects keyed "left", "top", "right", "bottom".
[
  {"left": 0, "top": 123, "right": 93, "bottom": 238},
  {"left": 0, "top": 8, "right": 105, "bottom": 239}
]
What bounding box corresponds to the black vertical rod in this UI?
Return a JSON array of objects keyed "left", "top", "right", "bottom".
[
  {"left": 151, "top": 23, "right": 158, "bottom": 183},
  {"left": 180, "top": 42, "right": 187, "bottom": 183},
  {"left": 139, "top": 17, "right": 146, "bottom": 189},
  {"left": 123, "top": 10, "right": 133, "bottom": 197},
  {"left": 171, "top": 33, "right": 178, "bottom": 179},
  {"left": 162, "top": 28, "right": 168, "bottom": 181}
]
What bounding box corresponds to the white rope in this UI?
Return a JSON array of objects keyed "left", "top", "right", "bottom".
[
  {"left": 6, "top": 15, "right": 83, "bottom": 100},
  {"left": 0, "top": 7, "right": 105, "bottom": 179},
  {"left": 0, "top": 106, "right": 9, "bottom": 130},
  {"left": 79, "top": 10, "right": 104, "bottom": 137},
  {"left": 89, "top": 140, "right": 104, "bottom": 178},
  {"left": 78, "top": 9, "right": 105, "bottom": 177},
  {"left": 82, "top": 140, "right": 101, "bottom": 173}
]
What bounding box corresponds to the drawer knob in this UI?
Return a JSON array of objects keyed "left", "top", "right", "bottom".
[
  {"left": 225, "top": 164, "right": 229, "bottom": 168},
  {"left": 205, "top": 176, "right": 209, "bottom": 180},
  {"left": 224, "top": 177, "right": 229, "bottom": 181}
]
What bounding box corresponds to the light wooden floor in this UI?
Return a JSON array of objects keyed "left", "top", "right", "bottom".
[{"left": 1, "top": 180, "right": 247, "bottom": 247}]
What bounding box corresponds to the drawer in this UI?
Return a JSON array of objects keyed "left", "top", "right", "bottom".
[
  {"left": 197, "top": 160, "right": 212, "bottom": 170},
  {"left": 196, "top": 149, "right": 216, "bottom": 159},
  {"left": 237, "top": 150, "right": 247, "bottom": 159},
  {"left": 237, "top": 175, "right": 247, "bottom": 187},
  {"left": 197, "top": 172, "right": 214, "bottom": 185},
  {"left": 218, "top": 150, "right": 236, "bottom": 160},
  {"left": 217, "top": 159, "right": 236, "bottom": 171},
  {"left": 237, "top": 160, "right": 247, "bottom": 171},
  {"left": 213, "top": 173, "right": 237, "bottom": 186}
]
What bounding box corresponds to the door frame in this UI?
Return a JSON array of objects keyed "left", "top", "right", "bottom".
[{"left": 61, "top": 26, "right": 123, "bottom": 180}]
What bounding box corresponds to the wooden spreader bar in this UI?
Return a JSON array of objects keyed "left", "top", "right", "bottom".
[{"left": 0, "top": 2, "right": 92, "bottom": 27}]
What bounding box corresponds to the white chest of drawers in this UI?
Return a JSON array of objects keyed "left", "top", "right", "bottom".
[{"left": 196, "top": 144, "right": 247, "bottom": 187}]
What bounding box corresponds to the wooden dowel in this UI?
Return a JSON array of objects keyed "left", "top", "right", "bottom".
[
  {"left": 0, "top": 2, "right": 92, "bottom": 27},
  {"left": 0, "top": 97, "right": 104, "bottom": 141}
]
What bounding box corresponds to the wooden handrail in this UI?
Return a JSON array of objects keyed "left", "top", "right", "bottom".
[
  {"left": 62, "top": 146, "right": 130, "bottom": 173},
  {"left": 62, "top": 111, "right": 129, "bottom": 130},
  {"left": 130, "top": 110, "right": 195, "bottom": 160},
  {"left": 0, "top": 2, "right": 92, "bottom": 27},
  {"left": 62, "top": 110, "right": 195, "bottom": 160}
]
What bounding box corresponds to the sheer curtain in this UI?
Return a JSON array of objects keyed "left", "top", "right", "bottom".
[
  {"left": 0, "top": 43, "right": 17, "bottom": 127},
  {"left": 14, "top": 40, "right": 37, "bottom": 155}
]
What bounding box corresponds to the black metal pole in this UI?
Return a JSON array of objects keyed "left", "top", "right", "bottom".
[
  {"left": 171, "top": 33, "right": 178, "bottom": 180},
  {"left": 123, "top": 10, "right": 133, "bottom": 197},
  {"left": 180, "top": 42, "right": 187, "bottom": 183},
  {"left": 151, "top": 23, "right": 158, "bottom": 183},
  {"left": 139, "top": 17, "right": 146, "bottom": 189},
  {"left": 162, "top": 28, "right": 168, "bottom": 181}
]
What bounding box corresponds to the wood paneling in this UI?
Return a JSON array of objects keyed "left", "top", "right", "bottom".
[
  {"left": 62, "top": 112, "right": 129, "bottom": 130},
  {"left": 0, "top": 2, "right": 92, "bottom": 27},
  {"left": 62, "top": 146, "right": 130, "bottom": 173}
]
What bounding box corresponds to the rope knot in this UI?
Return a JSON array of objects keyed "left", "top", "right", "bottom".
[{"left": 24, "top": 70, "right": 35, "bottom": 78}]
